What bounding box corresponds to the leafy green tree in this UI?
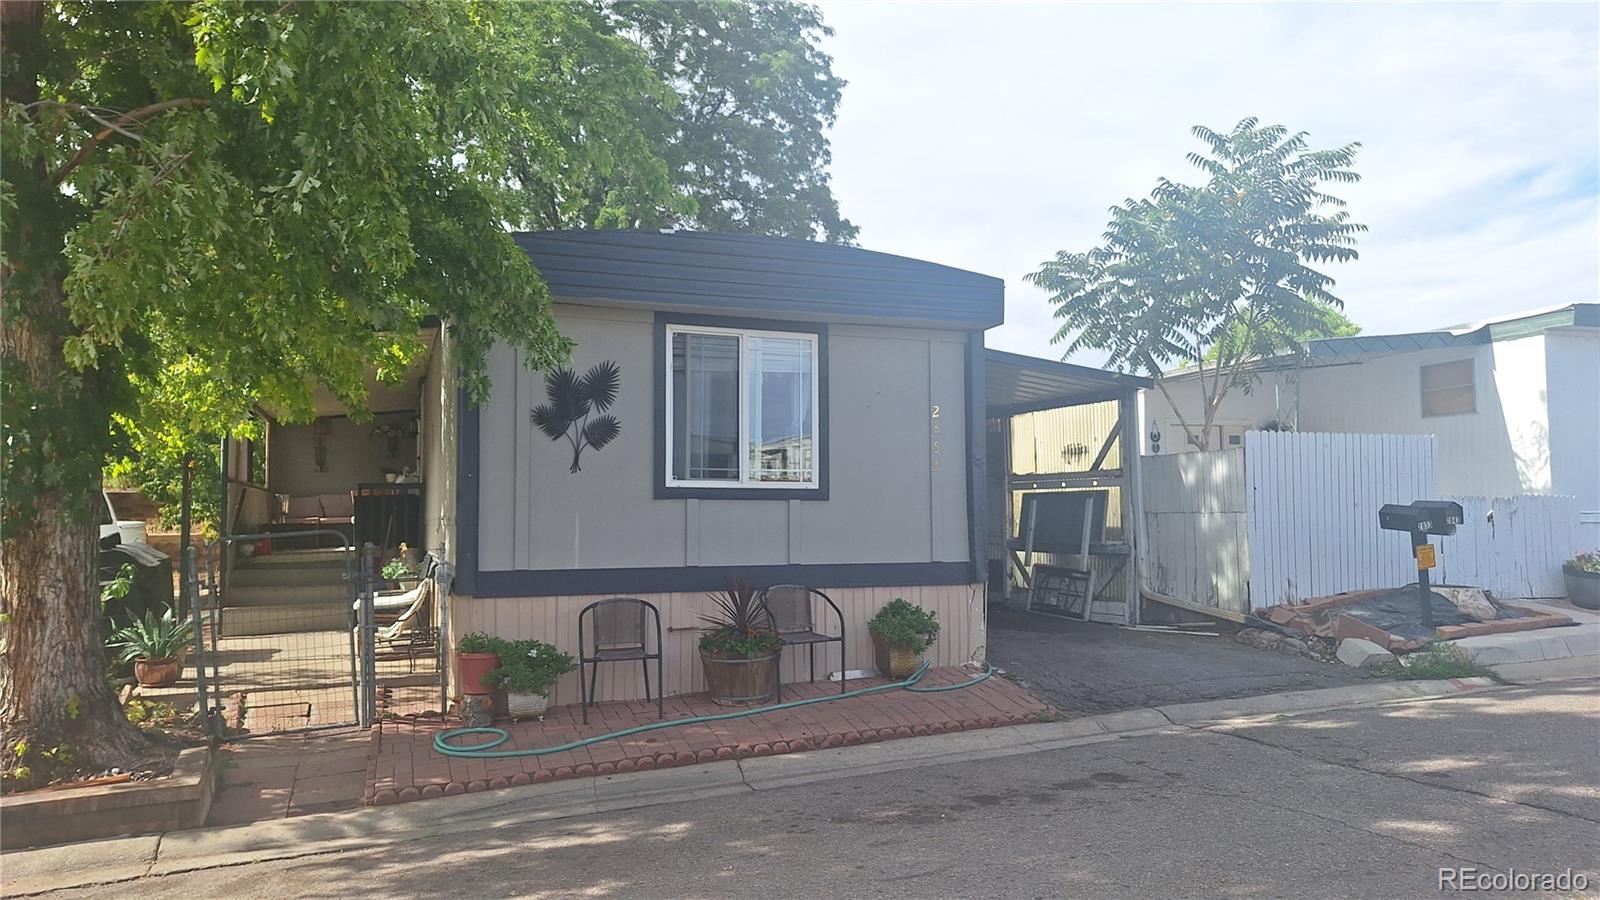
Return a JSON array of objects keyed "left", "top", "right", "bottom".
[
  {"left": 523, "top": 0, "right": 856, "bottom": 242},
  {"left": 1027, "top": 118, "right": 1365, "bottom": 450},
  {"left": 1201, "top": 303, "right": 1360, "bottom": 364},
  {"left": 0, "top": 0, "right": 687, "bottom": 786},
  {"left": 108, "top": 0, "right": 855, "bottom": 531}
]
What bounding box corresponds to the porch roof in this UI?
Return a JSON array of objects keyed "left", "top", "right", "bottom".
[
  {"left": 513, "top": 230, "right": 1004, "bottom": 328},
  {"left": 984, "top": 349, "right": 1150, "bottom": 417}
]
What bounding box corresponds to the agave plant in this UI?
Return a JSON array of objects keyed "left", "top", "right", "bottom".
[
  {"left": 698, "top": 577, "right": 782, "bottom": 659},
  {"left": 107, "top": 606, "right": 194, "bottom": 663},
  {"left": 530, "top": 360, "right": 621, "bottom": 473}
]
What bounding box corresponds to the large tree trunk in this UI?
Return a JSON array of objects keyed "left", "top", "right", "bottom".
[
  {"left": 1, "top": 0, "right": 162, "bottom": 791},
  {"left": 0, "top": 458, "right": 161, "bottom": 790}
]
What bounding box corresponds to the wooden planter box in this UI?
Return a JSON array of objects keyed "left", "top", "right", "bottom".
[{"left": 700, "top": 651, "right": 780, "bottom": 706}]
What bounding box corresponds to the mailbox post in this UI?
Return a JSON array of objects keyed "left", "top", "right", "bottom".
[{"left": 1378, "top": 501, "right": 1464, "bottom": 630}]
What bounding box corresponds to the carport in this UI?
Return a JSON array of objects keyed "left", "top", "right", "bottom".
[{"left": 983, "top": 350, "right": 1150, "bottom": 625}]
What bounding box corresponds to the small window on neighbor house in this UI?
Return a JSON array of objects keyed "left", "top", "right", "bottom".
[
  {"left": 668, "top": 325, "right": 818, "bottom": 488},
  {"left": 1420, "top": 359, "right": 1476, "bottom": 417}
]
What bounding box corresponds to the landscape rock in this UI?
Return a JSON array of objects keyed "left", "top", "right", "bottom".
[
  {"left": 1336, "top": 637, "right": 1396, "bottom": 669},
  {"left": 1278, "top": 637, "right": 1308, "bottom": 656}
]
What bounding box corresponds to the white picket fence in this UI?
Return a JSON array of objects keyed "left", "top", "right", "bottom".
[
  {"left": 1139, "top": 431, "right": 1583, "bottom": 611},
  {"left": 1245, "top": 431, "right": 1438, "bottom": 607},
  {"left": 1438, "top": 495, "right": 1581, "bottom": 599}
]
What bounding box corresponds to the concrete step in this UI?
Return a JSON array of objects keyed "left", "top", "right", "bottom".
[
  {"left": 219, "top": 604, "right": 351, "bottom": 637},
  {"left": 224, "top": 583, "right": 350, "bottom": 607},
  {"left": 227, "top": 566, "right": 348, "bottom": 589}
]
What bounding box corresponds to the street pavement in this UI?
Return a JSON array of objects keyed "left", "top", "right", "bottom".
[{"left": 35, "top": 679, "right": 1598, "bottom": 899}]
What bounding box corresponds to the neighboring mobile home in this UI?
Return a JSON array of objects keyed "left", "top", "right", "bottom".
[{"left": 1142, "top": 303, "right": 1600, "bottom": 543}]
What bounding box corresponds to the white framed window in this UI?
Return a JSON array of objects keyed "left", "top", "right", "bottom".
[
  {"left": 665, "top": 323, "right": 820, "bottom": 490},
  {"left": 1420, "top": 359, "right": 1476, "bottom": 417}
]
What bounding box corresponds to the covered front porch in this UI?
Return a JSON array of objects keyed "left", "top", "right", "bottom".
[{"left": 193, "top": 326, "right": 455, "bottom": 733}]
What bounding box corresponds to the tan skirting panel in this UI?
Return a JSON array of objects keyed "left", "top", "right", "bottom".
[{"left": 449, "top": 583, "right": 987, "bottom": 706}]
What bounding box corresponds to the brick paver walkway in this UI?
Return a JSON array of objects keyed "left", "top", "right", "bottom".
[{"left": 366, "top": 666, "right": 1051, "bottom": 805}]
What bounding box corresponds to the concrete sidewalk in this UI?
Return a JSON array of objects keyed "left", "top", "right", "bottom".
[
  {"left": 1, "top": 674, "right": 1516, "bottom": 897},
  {"left": 1454, "top": 599, "right": 1600, "bottom": 682}
]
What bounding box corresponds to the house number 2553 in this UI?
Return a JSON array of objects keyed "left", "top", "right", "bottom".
[{"left": 931, "top": 404, "right": 941, "bottom": 472}]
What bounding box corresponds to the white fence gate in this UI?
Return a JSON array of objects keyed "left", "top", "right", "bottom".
[
  {"left": 1245, "top": 431, "right": 1438, "bottom": 607},
  {"left": 1438, "top": 495, "right": 1581, "bottom": 599},
  {"left": 1141, "top": 449, "right": 1250, "bottom": 615}
]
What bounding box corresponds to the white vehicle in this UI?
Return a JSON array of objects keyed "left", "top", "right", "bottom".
[{"left": 98, "top": 490, "right": 147, "bottom": 545}]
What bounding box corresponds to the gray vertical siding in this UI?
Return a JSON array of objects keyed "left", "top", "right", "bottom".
[{"left": 474, "top": 303, "right": 972, "bottom": 576}]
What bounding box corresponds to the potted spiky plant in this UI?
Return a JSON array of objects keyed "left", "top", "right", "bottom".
[
  {"left": 108, "top": 606, "right": 195, "bottom": 688},
  {"left": 698, "top": 578, "right": 783, "bottom": 706}
]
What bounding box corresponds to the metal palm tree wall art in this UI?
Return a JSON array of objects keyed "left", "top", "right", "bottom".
[{"left": 530, "top": 361, "right": 621, "bottom": 473}]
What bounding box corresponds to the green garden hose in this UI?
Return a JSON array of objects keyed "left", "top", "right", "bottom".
[{"left": 432, "top": 660, "right": 993, "bottom": 759}]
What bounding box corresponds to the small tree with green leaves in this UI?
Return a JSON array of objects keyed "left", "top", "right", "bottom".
[{"left": 1027, "top": 118, "right": 1365, "bottom": 450}]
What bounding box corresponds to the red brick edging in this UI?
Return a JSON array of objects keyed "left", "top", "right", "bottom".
[
  {"left": 363, "top": 673, "right": 1051, "bottom": 808},
  {"left": 367, "top": 712, "right": 1049, "bottom": 806}
]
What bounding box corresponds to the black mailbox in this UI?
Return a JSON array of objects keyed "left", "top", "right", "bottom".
[
  {"left": 1378, "top": 499, "right": 1464, "bottom": 631},
  {"left": 1378, "top": 500, "right": 1463, "bottom": 537}
]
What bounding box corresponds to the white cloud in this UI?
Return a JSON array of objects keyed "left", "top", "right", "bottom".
[{"left": 816, "top": 1, "right": 1599, "bottom": 366}]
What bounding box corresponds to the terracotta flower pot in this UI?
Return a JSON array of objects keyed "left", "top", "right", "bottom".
[
  {"left": 134, "top": 657, "right": 180, "bottom": 688},
  {"left": 871, "top": 632, "right": 924, "bottom": 680},
  {"left": 457, "top": 652, "right": 498, "bottom": 696}
]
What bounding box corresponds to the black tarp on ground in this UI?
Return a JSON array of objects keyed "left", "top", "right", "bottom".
[{"left": 1338, "top": 585, "right": 1520, "bottom": 641}]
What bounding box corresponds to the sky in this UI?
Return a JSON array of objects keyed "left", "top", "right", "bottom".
[{"left": 814, "top": 1, "right": 1600, "bottom": 366}]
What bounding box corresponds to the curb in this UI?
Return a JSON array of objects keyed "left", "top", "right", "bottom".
[{"left": 0, "top": 674, "right": 1525, "bottom": 896}]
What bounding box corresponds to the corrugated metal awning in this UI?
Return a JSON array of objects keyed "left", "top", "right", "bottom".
[{"left": 985, "top": 349, "right": 1150, "bottom": 417}]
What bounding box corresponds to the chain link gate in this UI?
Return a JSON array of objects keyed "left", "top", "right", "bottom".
[{"left": 182, "top": 530, "right": 377, "bottom": 738}]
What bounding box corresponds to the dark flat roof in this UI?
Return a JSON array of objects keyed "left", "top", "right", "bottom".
[
  {"left": 1305, "top": 302, "right": 1597, "bottom": 361},
  {"left": 513, "top": 230, "right": 1004, "bottom": 328},
  {"left": 985, "top": 349, "right": 1150, "bottom": 416}
]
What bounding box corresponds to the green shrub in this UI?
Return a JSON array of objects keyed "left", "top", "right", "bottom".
[
  {"left": 868, "top": 598, "right": 939, "bottom": 654},
  {"left": 487, "top": 639, "right": 575, "bottom": 696}
]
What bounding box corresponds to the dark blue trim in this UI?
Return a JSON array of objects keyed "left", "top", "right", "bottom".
[
  {"left": 966, "top": 330, "right": 986, "bottom": 585},
  {"left": 653, "top": 312, "right": 830, "bottom": 501},
  {"left": 513, "top": 230, "right": 1004, "bottom": 328},
  {"left": 472, "top": 562, "right": 974, "bottom": 598},
  {"left": 454, "top": 383, "right": 480, "bottom": 596}
]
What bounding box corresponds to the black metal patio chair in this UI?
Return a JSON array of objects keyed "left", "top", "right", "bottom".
[
  {"left": 577, "top": 597, "right": 665, "bottom": 724},
  {"left": 762, "top": 584, "right": 846, "bottom": 695}
]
